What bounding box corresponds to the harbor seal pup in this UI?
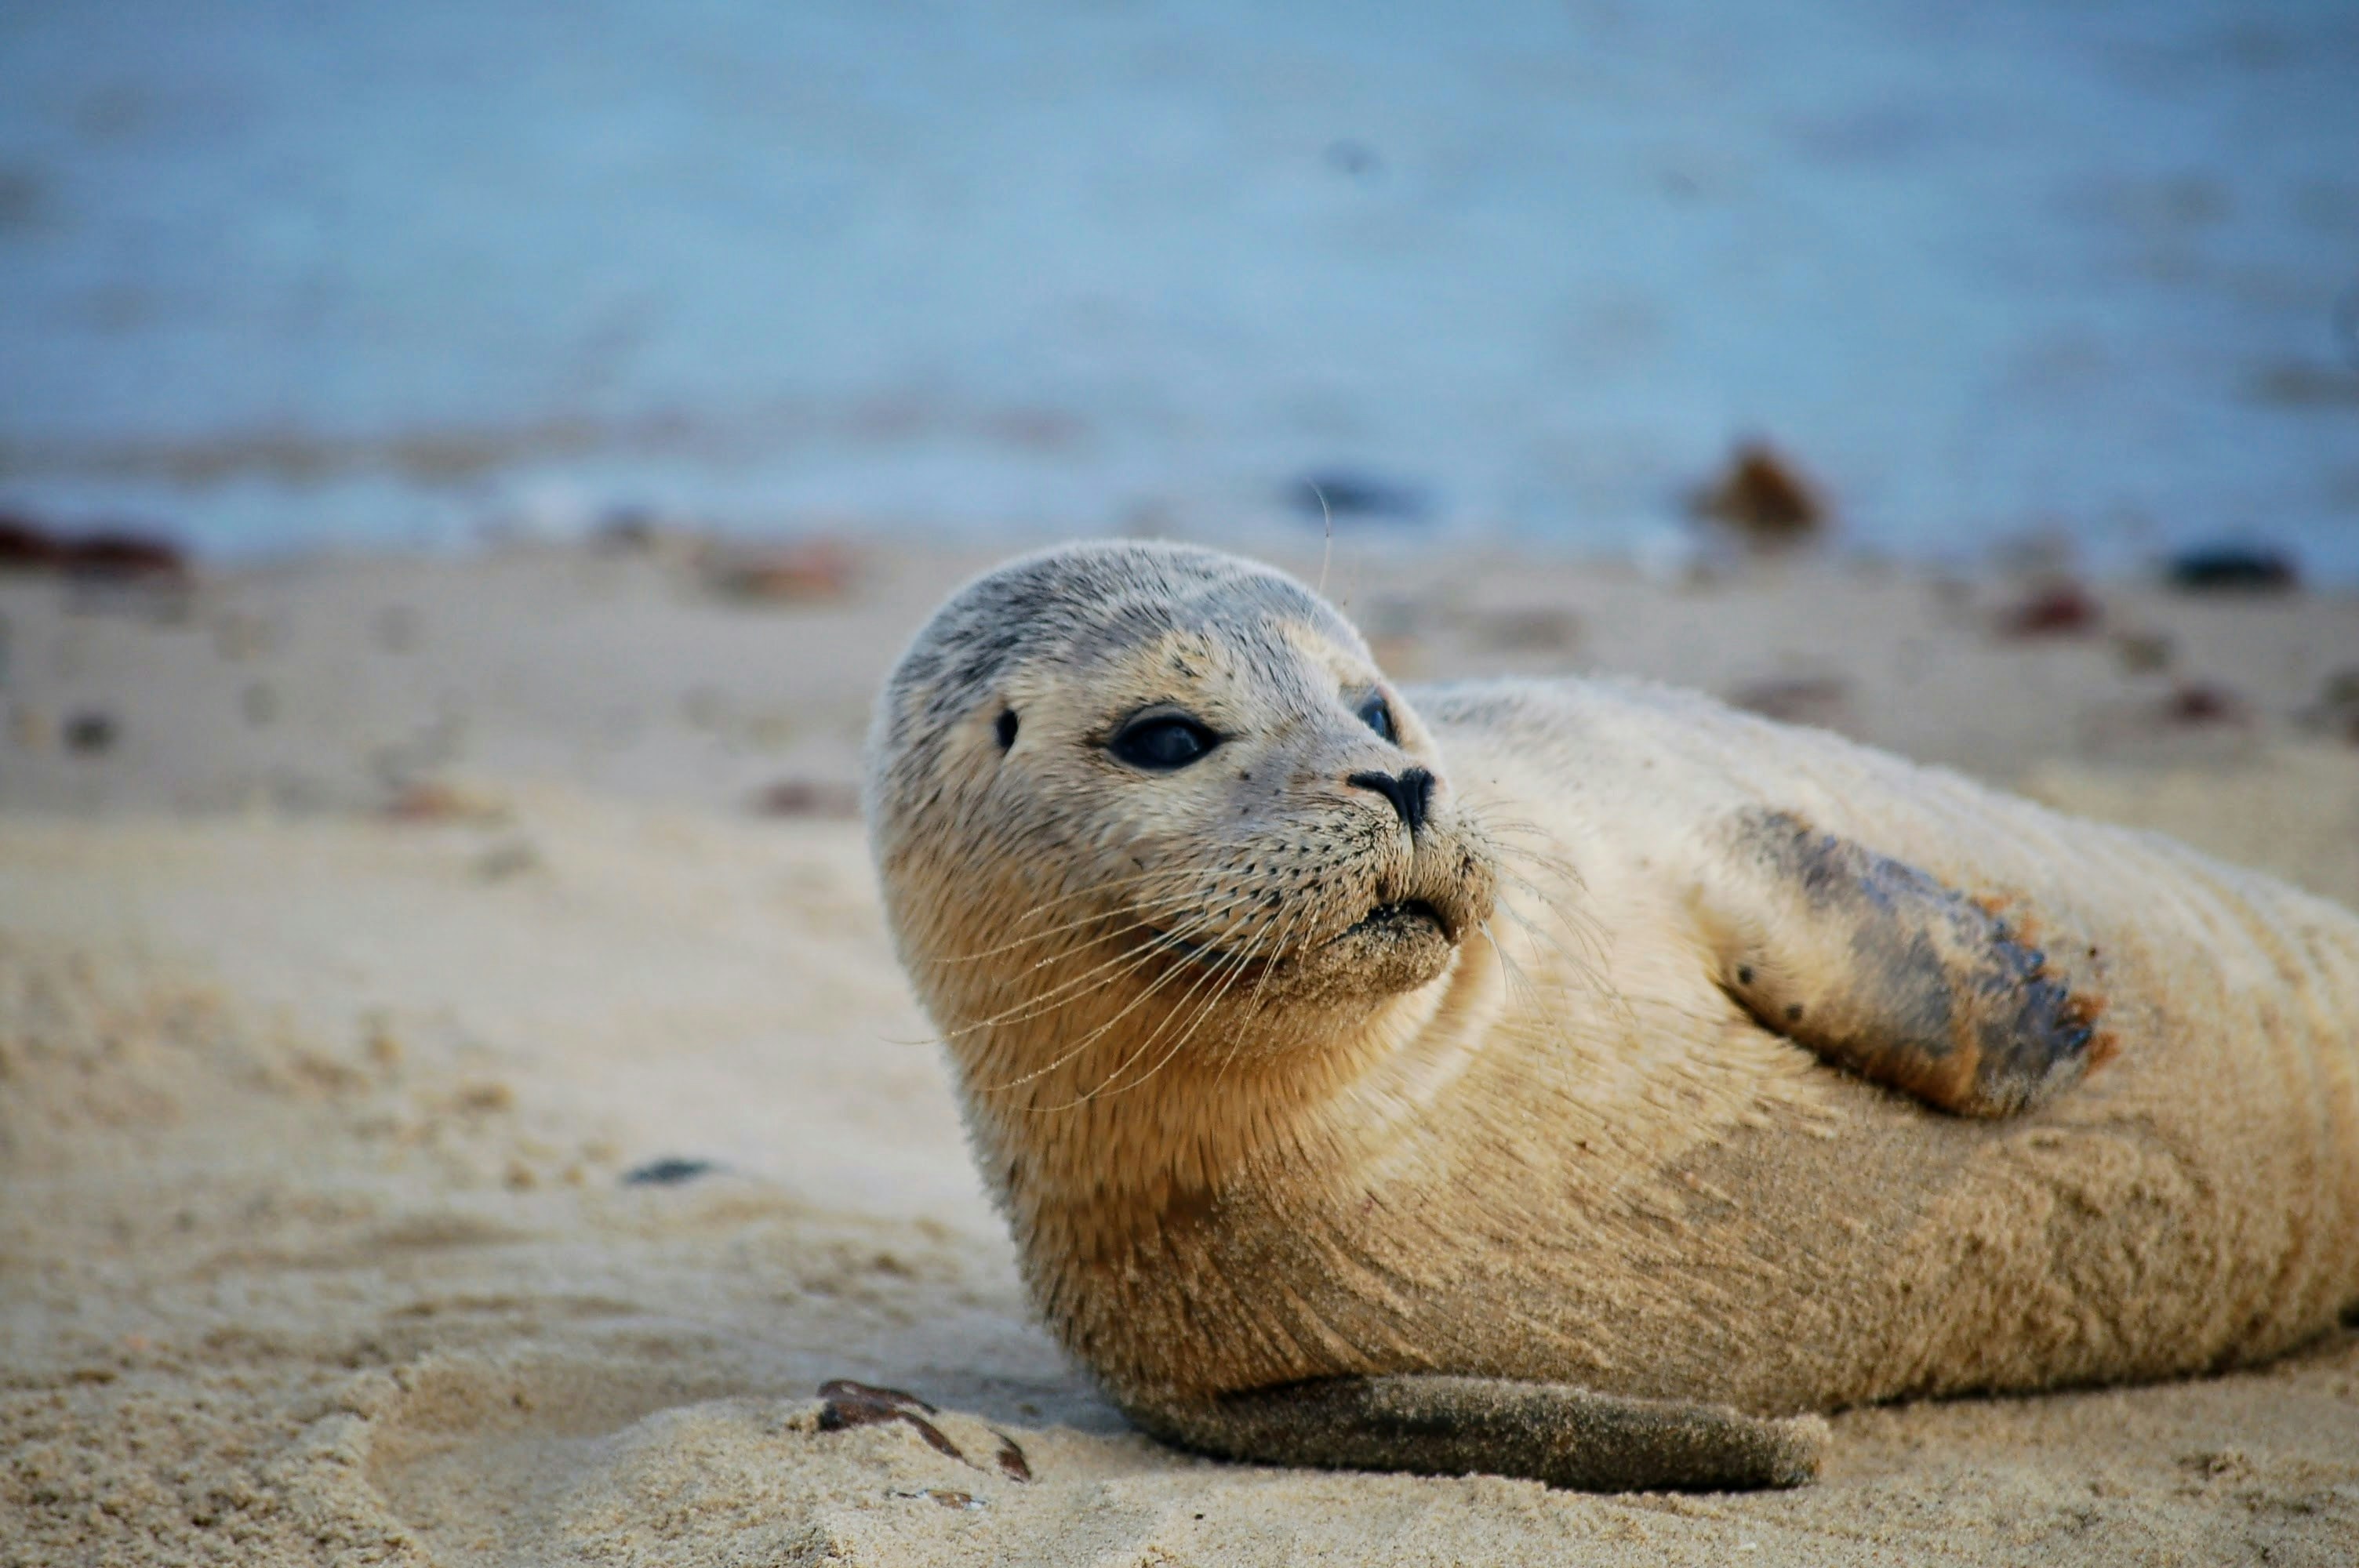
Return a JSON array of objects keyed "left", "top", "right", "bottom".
[{"left": 864, "top": 540, "right": 2359, "bottom": 1490}]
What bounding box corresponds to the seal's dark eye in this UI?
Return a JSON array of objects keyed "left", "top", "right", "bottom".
[
  {"left": 1359, "top": 693, "right": 1396, "bottom": 743},
  {"left": 995, "top": 710, "right": 1019, "bottom": 750},
  {"left": 1109, "top": 713, "right": 1218, "bottom": 771}
]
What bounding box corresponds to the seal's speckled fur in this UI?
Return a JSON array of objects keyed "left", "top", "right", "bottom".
[{"left": 867, "top": 540, "right": 2359, "bottom": 1490}]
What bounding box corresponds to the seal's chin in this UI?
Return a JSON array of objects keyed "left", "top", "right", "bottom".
[{"left": 1324, "top": 898, "right": 1459, "bottom": 995}]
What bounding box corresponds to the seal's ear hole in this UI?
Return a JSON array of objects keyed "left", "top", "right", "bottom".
[{"left": 995, "top": 710, "right": 1020, "bottom": 750}]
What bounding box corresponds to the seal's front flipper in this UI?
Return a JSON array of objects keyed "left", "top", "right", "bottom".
[
  {"left": 1703, "top": 808, "right": 2106, "bottom": 1117},
  {"left": 1151, "top": 1375, "right": 1824, "bottom": 1492}
]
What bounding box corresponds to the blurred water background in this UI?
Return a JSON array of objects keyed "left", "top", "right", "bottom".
[{"left": 2, "top": 0, "right": 2355, "bottom": 573}]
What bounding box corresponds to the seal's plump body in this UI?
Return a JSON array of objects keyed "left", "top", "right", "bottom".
[
  {"left": 866, "top": 542, "right": 2359, "bottom": 1488},
  {"left": 1031, "top": 681, "right": 2359, "bottom": 1414}
]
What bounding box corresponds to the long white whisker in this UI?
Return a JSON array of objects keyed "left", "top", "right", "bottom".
[
  {"left": 1209, "top": 902, "right": 1313, "bottom": 1086},
  {"left": 969, "top": 889, "right": 1267, "bottom": 1091},
  {"left": 1034, "top": 921, "right": 1259, "bottom": 1109},
  {"left": 938, "top": 889, "right": 1246, "bottom": 1036},
  {"left": 929, "top": 870, "right": 1205, "bottom": 964},
  {"left": 1072, "top": 921, "right": 1272, "bottom": 1106}
]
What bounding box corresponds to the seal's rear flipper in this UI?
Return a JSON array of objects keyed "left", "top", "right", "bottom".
[
  {"left": 1703, "top": 808, "right": 2107, "bottom": 1117},
  {"left": 1150, "top": 1375, "right": 1824, "bottom": 1492}
]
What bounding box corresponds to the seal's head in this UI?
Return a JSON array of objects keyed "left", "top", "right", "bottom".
[{"left": 867, "top": 541, "right": 1499, "bottom": 1112}]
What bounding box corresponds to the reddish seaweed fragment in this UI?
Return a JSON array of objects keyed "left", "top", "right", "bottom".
[{"left": 815, "top": 1380, "right": 1034, "bottom": 1483}]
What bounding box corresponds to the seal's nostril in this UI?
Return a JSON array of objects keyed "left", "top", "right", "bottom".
[
  {"left": 1401, "top": 766, "right": 1434, "bottom": 832},
  {"left": 1348, "top": 766, "right": 1434, "bottom": 834}
]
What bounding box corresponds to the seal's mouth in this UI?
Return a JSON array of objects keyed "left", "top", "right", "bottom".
[
  {"left": 1140, "top": 898, "right": 1456, "bottom": 981},
  {"left": 1343, "top": 898, "right": 1452, "bottom": 942}
]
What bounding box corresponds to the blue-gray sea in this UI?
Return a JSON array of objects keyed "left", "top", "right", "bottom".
[{"left": 3, "top": 0, "right": 2354, "bottom": 575}]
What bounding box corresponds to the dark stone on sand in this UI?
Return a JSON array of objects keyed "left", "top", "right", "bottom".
[
  {"left": 2163, "top": 682, "right": 2249, "bottom": 727},
  {"left": 2166, "top": 546, "right": 2298, "bottom": 594},
  {"left": 592, "top": 506, "right": 666, "bottom": 552},
  {"left": 702, "top": 539, "right": 857, "bottom": 604},
  {"left": 1728, "top": 675, "right": 1850, "bottom": 730},
  {"left": 67, "top": 532, "right": 189, "bottom": 583},
  {"left": 1694, "top": 441, "right": 1827, "bottom": 543},
  {"left": 0, "top": 514, "right": 188, "bottom": 582},
  {"left": 751, "top": 779, "right": 862, "bottom": 819},
  {"left": 2111, "top": 630, "right": 2175, "bottom": 674},
  {"left": 1997, "top": 583, "right": 2101, "bottom": 637},
  {"left": 1289, "top": 470, "right": 1431, "bottom": 524},
  {"left": 64, "top": 710, "right": 117, "bottom": 754},
  {"left": 622, "top": 1156, "right": 718, "bottom": 1187},
  {"left": 0, "top": 516, "right": 62, "bottom": 569}
]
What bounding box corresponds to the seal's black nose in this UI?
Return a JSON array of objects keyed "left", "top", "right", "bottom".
[{"left": 1347, "top": 766, "right": 1434, "bottom": 834}]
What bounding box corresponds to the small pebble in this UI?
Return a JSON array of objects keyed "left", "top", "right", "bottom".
[
  {"left": 387, "top": 779, "right": 507, "bottom": 824},
  {"left": 592, "top": 508, "right": 664, "bottom": 552},
  {"left": 751, "top": 779, "right": 861, "bottom": 818},
  {"left": 702, "top": 539, "right": 857, "bottom": 604},
  {"left": 1728, "top": 677, "right": 1849, "bottom": 730},
  {"left": 2110, "top": 630, "right": 2175, "bottom": 674},
  {"left": 1997, "top": 583, "right": 2100, "bottom": 637},
  {"left": 0, "top": 514, "right": 188, "bottom": 580},
  {"left": 64, "top": 531, "right": 189, "bottom": 583},
  {"left": 2166, "top": 546, "right": 2298, "bottom": 594},
  {"left": 1694, "top": 441, "right": 1827, "bottom": 543},
  {"left": 2163, "top": 682, "right": 2248, "bottom": 726},
  {"left": 1289, "top": 470, "right": 1431, "bottom": 524},
  {"left": 623, "top": 1156, "right": 718, "bottom": 1187},
  {"left": 0, "top": 515, "right": 60, "bottom": 570},
  {"left": 64, "top": 710, "right": 117, "bottom": 754},
  {"left": 451, "top": 1081, "right": 515, "bottom": 1114}
]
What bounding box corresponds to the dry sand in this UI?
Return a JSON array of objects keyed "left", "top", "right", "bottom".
[{"left": 2, "top": 536, "right": 2357, "bottom": 1565}]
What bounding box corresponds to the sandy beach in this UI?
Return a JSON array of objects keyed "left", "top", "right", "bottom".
[{"left": 3, "top": 534, "right": 2357, "bottom": 1565}]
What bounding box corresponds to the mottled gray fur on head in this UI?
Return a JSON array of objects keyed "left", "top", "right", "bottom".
[{"left": 867, "top": 539, "right": 1361, "bottom": 800}]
